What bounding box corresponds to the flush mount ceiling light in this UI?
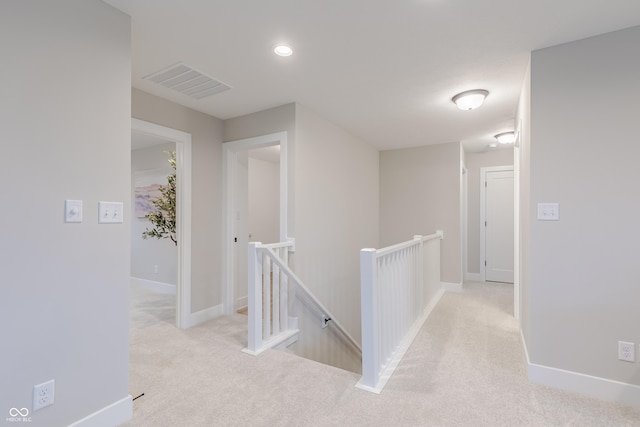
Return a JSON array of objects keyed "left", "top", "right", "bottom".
[
  {"left": 452, "top": 89, "right": 489, "bottom": 110},
  {"left": 274, "top": 44, "right": 293, "bottom": 57},
  {"left": 495, "top": 131, "right": 516, "bottom": 144}
]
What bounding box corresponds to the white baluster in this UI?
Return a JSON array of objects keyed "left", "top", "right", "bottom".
[
  {"left": 262, "top": 251, "right": 271, "bottom": 339},
  {"left": 272, "top": 254, "right": 281, "bottom": 336},
  {"left": 247, "top": 242, "right": 263, "bottom": 353},
  {"left": 281, "top": 247, "right": 288, "bottom": 331}
]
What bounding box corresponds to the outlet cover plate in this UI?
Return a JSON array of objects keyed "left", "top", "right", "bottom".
[
  {"left": 618, "top": 341, "right": 635, "bottom": 362},
  {"left": 33, "top": 379, "right": 55, "bottom": 411}
]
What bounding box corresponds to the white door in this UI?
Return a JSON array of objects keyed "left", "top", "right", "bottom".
[{"left": 485, "top": 170, "right": 514, "bottom": 283}]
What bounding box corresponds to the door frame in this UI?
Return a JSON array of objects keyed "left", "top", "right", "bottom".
[
  {"left": 222, "top": 131, "right": 289, "bottom": 315},
  {"left": 461, "top": 165, "right": 468, "bottom": 283},
  {"left": 132, "top": 118, "right": 192, "bottom": 329},
  {"left": 479, "top": 165, "right": 514, "bottom": 283}
]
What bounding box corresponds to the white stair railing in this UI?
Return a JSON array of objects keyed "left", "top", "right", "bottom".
[
  {"left": 242, "top": 241, "right": 298, "bottom": 355},
  {"left": 357, "top": 230, "right": 443, "bottom": 393},
  {"left": 243, "top": 240, "right": 361, "bottom": 356}
]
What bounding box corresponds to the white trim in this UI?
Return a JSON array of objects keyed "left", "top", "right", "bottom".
[
  {"left": 132, "top": 118, "right": 192, "bottom": 329},
  {"left": 235, "top": 295, "right": 248, "bottom": 310},
  {"left": 464, "top": 273, "right": 482, "bottom": 282},
  {"left": 68, "top": 395, "right": 132, "bottom": 427},
  {"left": 520, "top": 331, "right": 640, "bottom": 409},
  {"left": 479, "top": 165, "right": 513, "bottom": 283},
  {"left": 441, "top": 281, "right": 464, "bottom": 293},
  {"left": 183, "top": 304, "right": 224, "bottom": 328},
  {"left": 356, "top": 287, "right": 446, "bottom": 394},
  {"left": 241, "top": 329, "right": 300, "bottom": 356},
  {"left": 513, "top": 129, "right": 522, "bottom": 320},
  {"left": 461, "top": 163, "right": 468, "bottom": 287},
  {"left": 130, "top": 277, "right": 176, "bottom": 294},
  {"left": 222, "top": 132, "right": 289, "bottom": 315}
]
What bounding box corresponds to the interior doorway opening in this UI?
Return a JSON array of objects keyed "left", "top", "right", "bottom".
[
  {"left": 131, "top": 118, "right": 192, "bottom": 329},
  {"left": 223, "top": 132, "right": 289, "bottom": 316}
]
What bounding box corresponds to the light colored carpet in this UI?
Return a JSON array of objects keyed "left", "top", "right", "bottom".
[{"left": 123, "top": 281, "right": 640, "bottom": 426}]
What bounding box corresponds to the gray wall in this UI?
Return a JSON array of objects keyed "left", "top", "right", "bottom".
[
  {"left": 0, "top": 1, "right": 132, "bottom": 425},
  {"left": 380, "top": 142, "right": 462, "bottom": 284},
  {"left": 293, "top": 104, "right": 379, "bottom": 372},
  {"left": 131, "top": 142, "right": 177, "bottom": 285},
  {"left": 224, "top": 103, "right": 379, "bottom": 372},
  {"left": 132, "top": 89, "right": 224, "bottom": 313},
  {"left": 248, "top": 157, "right": 280, "bottom": 244},
  {"left": 465, "top": 148, "right": 514, "bottom": 275},
  {"left": 516, "top": 58, "right": 532, "bottom": 346},
  {"left": 224, "top": 103, "right": 297, "bottom": 236},
  {"left": 526, "top": 26, "right": 640, "bottom": 384}
]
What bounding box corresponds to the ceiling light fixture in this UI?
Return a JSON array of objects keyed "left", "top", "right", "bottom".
[
  {"left": 274, "top": 44, "right": 293, "bottom": 57},
  {"left": 495, "top": 131, "right": 516, "bottom": 144},
  {"left": 452, "top": 89, "right": 489, "bottom": 110}
]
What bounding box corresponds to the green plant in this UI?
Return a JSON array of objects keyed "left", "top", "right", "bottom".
[{"left": 142, "top": 151, "right": 177, "bottom": 245}]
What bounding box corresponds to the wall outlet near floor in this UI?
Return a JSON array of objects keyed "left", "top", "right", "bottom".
[
  {"left": 618, "top": 341, "right": 635, "bottom": 363},
  {"left": 33, "top": 379, "right": 55, "bottom": 411}
]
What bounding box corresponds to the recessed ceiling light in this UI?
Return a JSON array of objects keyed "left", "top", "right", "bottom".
[
  {"left": 274, "top": 44, "right": 293, "bottom": 57},
  {"left": 489, "top": 143, "right": 498, "bottom": 148},
  {"left": 495, "top": 131, "right": 516, "bottom": 144},
  {"left": 452, "top": 89, "right": 489, "bottom": 110}
]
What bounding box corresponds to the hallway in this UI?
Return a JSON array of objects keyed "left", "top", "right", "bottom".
[{"left": 124, "top": 282, "right": 640, "bottom": 426}]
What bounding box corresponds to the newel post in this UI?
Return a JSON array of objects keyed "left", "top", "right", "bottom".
[
  {"left": 247, "top": 242, "right": 263, "bottom": 353},
  {"left": 360, "top": 248, "right": 379, "bottom": 389}
]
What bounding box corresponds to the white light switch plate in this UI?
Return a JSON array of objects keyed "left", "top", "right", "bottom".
[
  {"left": 99, "top": 201, "right": 124, "bottom": 224},
  {"left": 537, "top": 203, "right": 559, "bottom": 221},
  {"left": 65, "top": 200, "right": 83, "bottom": 223}
]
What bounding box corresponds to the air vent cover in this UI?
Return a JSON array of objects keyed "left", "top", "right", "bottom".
[{"left": 143, "top": 63, "right": 231, "bottom": 99}]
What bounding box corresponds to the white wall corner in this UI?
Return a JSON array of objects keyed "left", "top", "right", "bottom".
[
  {"left": 464, "top": 273, "right": 482, "bottom": 282},
  {"left": 235, "top": 296, "right": 248, "bottom": 310},
  {"left": 68, "top": 395, "right": 132, "bottom": 427},
  {"left": 130, "top": 277, "right": 177, "bottom": 295},
  {"left": 441, "top": 281, "right": 464, "bottom": 293},
  {"left": 184, "top": 304, "right": 224, "bottom": 328},
  {"left": 520, "top": 331, "right": 640, "bottom": 410}
]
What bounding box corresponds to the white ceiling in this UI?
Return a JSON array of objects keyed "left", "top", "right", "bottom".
[{"left": 106, "top": 0, "right": 640, "bottom": 153}]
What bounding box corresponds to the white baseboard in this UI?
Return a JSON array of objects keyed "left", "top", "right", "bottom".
[
  {"left": 184, "top": 303, "right": 224, "bottom": 328},
  {"left": 356, "top": 287, "right": 445, "bottom": 394},
  {"left": 68, "top": 394, "right": 132, "bottom": 427},
  {"left": 235, "top": 295, "right": 248, "bottom": 310},
  {"left": 441, "top": 281, "right": 464, "bottom": 293},
  {"left": 130, "top": 277, "right": 176, "bottom": 294},
  {"left": 464, "top": 272, "right": 482, "bottom": 282},
  {"left": 520, "top": 330, "right": 640, "bottom": 409}
]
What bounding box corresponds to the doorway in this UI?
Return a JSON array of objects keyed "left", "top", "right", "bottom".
[
  {"left": 131, "top": 118, "right": 192, "bottom": 329},
  {"left": 222, "top": 132, "right": 289, "bottom": 315},
  {"left": 480, "top": 166, "right": 514, "bottom": 283}
]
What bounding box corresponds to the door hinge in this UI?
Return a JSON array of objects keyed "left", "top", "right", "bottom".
[
  {"left": 485, "top": 221, "right": 487, "bottom": 227},
  {"left": 485, "top": 181, "right": 487, "bottom": 187},
  {"left": 234, "top": 237, "right": 237, "bottom": 242}
]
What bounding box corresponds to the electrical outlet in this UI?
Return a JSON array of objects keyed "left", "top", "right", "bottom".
[
  {"left": 618, "top": 341, "right": 635, "bottom": 363},
  {"left": 33, "top": 379, "right": 55, "bottom": 411}
]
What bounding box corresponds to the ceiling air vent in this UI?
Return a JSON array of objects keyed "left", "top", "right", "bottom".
[{"left": 143, "top": 63, "right": 231, "bottom": 99}]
